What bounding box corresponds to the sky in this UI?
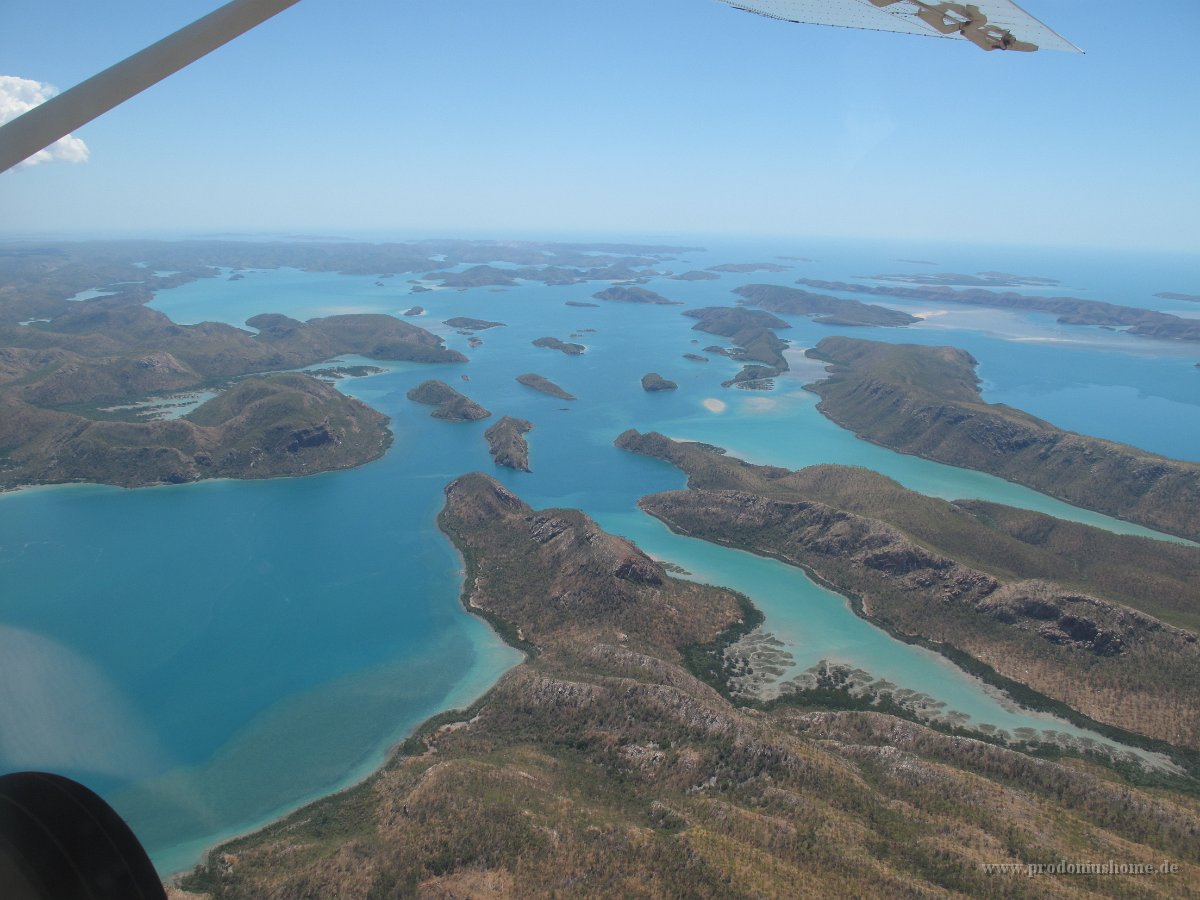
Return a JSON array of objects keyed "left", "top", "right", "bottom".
[{"left": 0, "top": 0, "right": 1197, "bottom": 251}]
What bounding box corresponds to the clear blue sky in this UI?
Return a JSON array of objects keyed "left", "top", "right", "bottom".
[{"left": 1, "top": 0, "right": 1197, "bottom": 251}]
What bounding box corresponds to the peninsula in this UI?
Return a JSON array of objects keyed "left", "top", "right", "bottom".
[
  {"left": 796, "top": 279, "right": 1200, "bottom": 342},
  {"left": 405, "top": 380, "right": 491, "bottom": 421},
  {"left": 805, "top": 337, "right": 1200, "bottom": 541},
  {"left": 183, "top": 474, "right": 1198, "bottom": 896},
  {"left": 615, "top": 430, "right": 1200, "bottom": 752},
  {"left": 734, "top": 283, "right": 918, "bottom": 327},
  {"left": 515, "top": 373, "right": 575, "bottom": 400},
  {"left": 483, "top": 416, "right": 534, "bottom": 471}
]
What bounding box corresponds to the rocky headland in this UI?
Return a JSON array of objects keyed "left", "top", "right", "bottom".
[
  {"left": 805, "top": 337, "right": 1200, "bottom": 541},
  {"left": 615, "top": 429, "right": 1200, "bottom": 752}
]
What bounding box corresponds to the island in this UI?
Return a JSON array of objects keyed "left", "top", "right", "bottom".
[
  {"left": 592, "top": 286, "right": 681, "bottom": 305},
  {"left": 640, "top": 373, "right": 677, "bottom": 392},
  {"left": 0, "top": 372, "right": 392, "bottom": 489},
  {"left": 671, "top": 270, "right": 720, "bottom": 281},
  {"left": 706, "top": 262, "right": 791, "bottom": 273},
  {"left": 0, "top": 302, "right": 463, "bottom": 490},
  {"left": 684, "top": 306, "right": 790, "bottom": 389},
  {"left": 796, "top": 279, "right": 1200, "bottom": 343},
  {"left": 515, "top": 373, "right": 576, "bottom": 400},
  {"left": 484, "top": 416, "right": 534, "bottom": 471},
  {"left": 443, "top": 317, "right": 505, "bottom": 330},
  {"left": 805, "top": 336, "right": 1200, "bottom": 541},
  {"left": 734, "top": 283, "right": 918, "bottom": 328},
  {"left": 402, "top": 306, "right": 424, "bottom": 316},
  {"left": 405, "top": 380, "right": 491, "bottom": 421},
  {"left": 869, "top": 272, "right": 1060, "bottom": 288},
  {"left": 1156, "top": 292, "right": 1200, "bottom": 303},
  {"left": 532, "top": 336, "right": 585, "bottom": 355},
  {"left": 682, "top": 353, "right": 708, "bottom": 362},
  {"left": 184, "top": 473, "right": 1198, "bottom": 897},
  {"left": 564, "top": 300, "right": 599, "bottom": 307},
  {"left": 616, "top": 429, "right": 1200, "bottom": 752}
]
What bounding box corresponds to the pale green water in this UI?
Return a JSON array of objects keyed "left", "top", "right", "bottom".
[{"left": 1, "top": 239, "right": 1196, "bottom": 873}]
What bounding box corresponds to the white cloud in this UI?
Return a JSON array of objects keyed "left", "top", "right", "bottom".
[{"left": 0, "top": 75, "right": 89, "bottom": 167}]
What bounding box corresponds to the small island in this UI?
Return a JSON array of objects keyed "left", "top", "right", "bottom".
[
  {"left": 640, "top": 373, "right": 677, "bottom": 392},
  {"left": 1156, "top": 292, "right": 1200, "bottom": 303},
  {"left": 592, "top": 286, "right": 681, "bottom": 305},
  {"left": 672, "top": 270, "right": 720, "bottom": 281},
  {"left": 683, "top": 353, "right": 709, "bottom": 363},
  {"left": 484, "top": 416, "right": 534, "bottom": 471},
  {"left": 515, "top": 373, "right": 576, "bottom": 400},
  {"left": 402, "top": 306, "right": 425, "bottom": 316},
  {"left": 565, "top": 300, "right": 599, "bottom": 308},
  {"left": 444, "top": 317, "right": 505, "bottom": 330},
  {"left": 405, "top": 380, "right": 491, "bottom": 421},
  {"left": 532, "top": 336, "right": 585, "bottom": 356},
  {"left": 684, "top": 306, "right": 790, "bottom": 387},
  {"left": 707, "top": 262, "right": 791, "bottom": 273}
]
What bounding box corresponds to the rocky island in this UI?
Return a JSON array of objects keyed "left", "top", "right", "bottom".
[
  {"left": 684, "top": 307, "right": 790, "bottom": 388},
  {"left": 0, "top": 295, "right": 462, "bottom": 489},
  {"left": 805, "top": 337, "right": 1200, "bottom": 541},
  {"left": 183, "top": 473, "right": 1199, "bottom": 897},
  {"left": 734, "top": 283, "right": 918, "bottom": 327},
  {"left": 615, "top": 429, "right": 1200, "bottom": 753},
  {"left": 640, "top": 373, "right": 677, "bottom": 392},
  {"left": 707, "top": 262, "right": 791, "bottom": 273},
  {"left": 483, "top": 416, "right": 534, "bottom": 471},
  {"left": 592, "top": 286, "right": 681, "bottom": 305},
  {"left": 671, "top": 270, "right": 720, "bottom": 281},
  {"left": 532, "top": 336, "right": 585, "bottom": 355},
  {"left": 515, "top": 373, "right": 575, "bottom": 400},
  {"left": 405, "top": 380, "right": 491, "bottom": 421},
  {"left": 443, "top": 317, "right": 505, "bottom": 330}
]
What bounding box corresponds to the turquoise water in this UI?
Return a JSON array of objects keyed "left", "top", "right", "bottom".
[{"left": 1, "top": 239, "right": 1197, "bottom": 873}]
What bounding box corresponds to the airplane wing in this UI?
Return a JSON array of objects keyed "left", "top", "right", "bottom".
[{"left": 718, "top": 1, "right": 1082, "bottom": 53}]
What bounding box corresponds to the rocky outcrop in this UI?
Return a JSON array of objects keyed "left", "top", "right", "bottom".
[
  {"left": 405, "top": 380, "right": 491, "bottom": 421},
  {"left": 484, "top": 416, "right": 533, "bottom": 471},
  {"left": 640, "top": 373, "right": 677, "bottom": 392},
  {"left": 515, "top": 373, "right": 575, "bottom": 400}
]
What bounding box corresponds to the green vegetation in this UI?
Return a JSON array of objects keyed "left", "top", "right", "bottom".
[{"left": 806, "top": 336, "right": 1200, "bottom": 541}]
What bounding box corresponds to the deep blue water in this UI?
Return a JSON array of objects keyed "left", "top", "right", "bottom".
[{"left": 1, "top": 238, "right": 1196, "bottom": 874}]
